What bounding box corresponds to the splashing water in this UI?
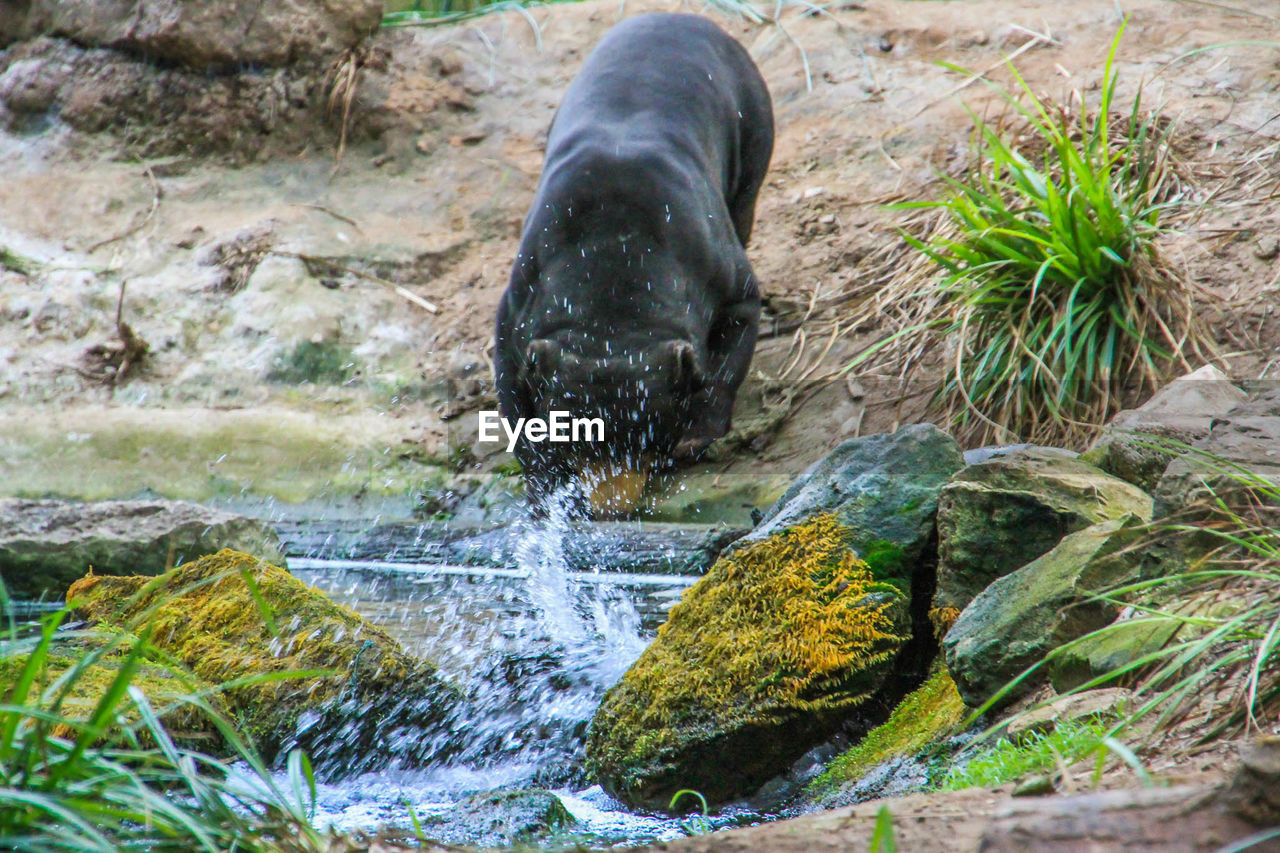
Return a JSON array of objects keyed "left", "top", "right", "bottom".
[
  {"left": 276, "top": 493, "right": 686, "bottom": 843},
  {"left": 516, "top": 487, "right": 588, "bottom": 647}
]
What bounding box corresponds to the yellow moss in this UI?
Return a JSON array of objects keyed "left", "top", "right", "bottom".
[
  {"left": 67, "top": 549, "right": 456, "bottom": 762},
  {"left": 930, "top": 606, "right": 961, "bottom": 639},
  {"left": 805, "top": 665, "right": 964, "bottom": 799},
  {"left": 0, "top": 635, "right": 228, "bottom": 749},
  {"left": 588, "top": 514, "right": 909, "bottom": 802}
]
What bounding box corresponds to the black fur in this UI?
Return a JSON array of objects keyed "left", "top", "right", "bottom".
[{"left": 494, "top": 13, "right": 773, "bottom": 507}]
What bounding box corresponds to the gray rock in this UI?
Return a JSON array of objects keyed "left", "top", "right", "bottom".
[
  {"left": 14, "top": 0, "right": 380, "bottom": 70},
  {"left": 1083, "top": 366, "right": 1247, "bottom": 492},
  {"left": 0, "top": 498, "right": 285, "bottom": 600},
  {"left": 1005, "top": 688, "right": 1135, "bottom": 741},
  {"left": 963, "top": 444, "right": 1076, "bottom": 465},
  {"left": 1047, "top": 588, "right": 1243, "bottom": 694},
  {"left": 933, "top": 448, "right": 1153, "bottom": 618},
  {"left": 743, "top": 423, "right": 966, "bottom": 591},
  {"left": 944, "top": 515, "right": 1144, "bottom": 709},
  {"left": 418, "top": 789, "right": 576, "bottom": 848},
  {"left": 1154, "top": 386, "right": 1280, "bottom": 518},
  {"left": 812, "top": 755, "right": 932, "bottom": 809}
]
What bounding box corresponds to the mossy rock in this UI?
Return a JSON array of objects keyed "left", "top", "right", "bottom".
[
  {"left": 933, "top": 448, "right": 1153, "bottom": 621},
  {"left": 1047, "top": 618, "right": 1182, "bottom": 695},
  {"left": 1079, "top": 426, "right": 1188, "bottom": 496},
  {"left": 943, "top": 515, "right": 1145, "bottom": 709},
  {"left": 1047, "top": 589, "right": 1243, "bottom": 694},
  {"left": 419, "top": 789, "right": 577, "bottom": 847},
  {"left": 803, "top": 665, "right": 964, "bottom": 809},
  {"left": 641, "top": 471, "right": 792, "bottom": 527},
  {"left": 739, "top": 423, "right": 965, "bottom": 594},
  {"left": 586, "top": 514, "right": 910, "bottom": 810},
  {"left": 66, "top": 549, "right": 460, "bottom": 775},
  {"left": 0, "top": 632, "right": 229, "bottom": 751}
]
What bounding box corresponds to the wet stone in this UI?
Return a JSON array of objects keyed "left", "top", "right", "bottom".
[{"left": 276, "top": 519, "right": 747, "bottom": 576}]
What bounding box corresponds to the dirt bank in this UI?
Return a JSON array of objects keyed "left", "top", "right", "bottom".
[{"left": 1, "top": 0, "right": 1278, "bottom": 517}]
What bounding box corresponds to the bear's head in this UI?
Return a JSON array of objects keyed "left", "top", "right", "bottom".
[{"left": 518, "top": 337, "right": 706, "bottom": 515}]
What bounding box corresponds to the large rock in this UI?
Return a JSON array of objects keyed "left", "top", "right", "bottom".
[
  {"left": 740, "top": 423, "right": 966, "bottom": 592},
  {"left": 1047, "top": 588, "right": 1243, "bottom": 694},
  {"left": 943, "top": 516, "right": 1144, "bottom": 709},
  {"left": 1083, "top": 366, "right": 1247, "bottom": 492},
  {"left": 1154, "top": 387, "right": 1280, "bottom": 518},
  {"left": 0, "top": 498, "right": 285, "bottom": 600},
  {"left": 14, "top": 0, "right": 380, "bottom": 70},
  {"left": 587, "top": 513, "right": 912, "bottom": 810},
  {"left": 67, "top": 549, "right": 459, "bottom": 775},
  {"left": 585, "top": 426, "right": 964, "bottom": 810},
  {"left": 933, "top": 448, "right": 1153, "bottom": 621}
]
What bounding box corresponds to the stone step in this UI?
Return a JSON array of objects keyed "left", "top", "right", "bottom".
[{"left": 275, "top": 520, "right": 748, "bottom": 577}]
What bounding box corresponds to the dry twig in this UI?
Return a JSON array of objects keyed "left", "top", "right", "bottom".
[
  {"left": 275, "top": 251, "right": 440, "bottom": 314},
  {"left": 88, "top": 164, "right": 162, "bottom": 254}
]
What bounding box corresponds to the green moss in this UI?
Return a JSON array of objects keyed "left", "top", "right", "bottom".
[
  {"left": 897, "top": 496, "right": 923, "bottom": 514},
  {"left": 67, "top": 550, "right": 458, "bottom": 767},
  {"left": 587, "top": 513, "right": 910, "bottom": 808},
  {"left": 806, "top": 666, "right": 963, "bottom": 798},
  {"left": 492, "top": 458, "right": 524, "bottom": 478},
  {"left": 0, "top": 405, "right": 432, "bottom": 503},
  {"left": 0, "top": 246, "right": 39, "bottom": 276},
  {"left": 857, "top": 539, "right": 911, "bottom": 592},
  {"left": 267, "top": 339, "right": 358, "bottom": 385}
]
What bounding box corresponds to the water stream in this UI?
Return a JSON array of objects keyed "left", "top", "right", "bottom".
[{"left": 271, "top": 505, "right": 757, "bottom": 846}]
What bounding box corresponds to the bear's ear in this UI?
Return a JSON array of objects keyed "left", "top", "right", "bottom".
[
  {"left": 524, "top": 339, "right": 561, "bottom": 379},
  {"left": 661, "top": 340, "right": 706, "bottom": 390}
]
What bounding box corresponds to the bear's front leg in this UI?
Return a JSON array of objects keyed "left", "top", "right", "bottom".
[{"left": 673, "top": 291, "right": 760, "bottom": 461}]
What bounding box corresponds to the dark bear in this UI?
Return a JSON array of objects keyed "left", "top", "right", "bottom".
[{"left": 493, "top": 12, "right": 773, "bottom": 515}]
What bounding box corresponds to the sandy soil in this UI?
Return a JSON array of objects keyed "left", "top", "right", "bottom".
[{"left": 2, "top": 0, "right": 1279, "bottom": 516}]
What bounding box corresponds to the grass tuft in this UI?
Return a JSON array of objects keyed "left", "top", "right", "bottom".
[
  {"left": 942, "top": 714, "right": 1116, "bottom": 790},
  {"left": 0, "top": 584, "right": 325, "bottom": 852},
  {"left": 847, "top": 23, "right": 1214, "bottom": 446}
]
